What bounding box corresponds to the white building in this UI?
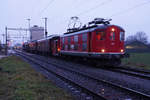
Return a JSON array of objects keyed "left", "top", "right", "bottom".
[{"left": 30, "top": 25, "right": 44, "bottom": 41}]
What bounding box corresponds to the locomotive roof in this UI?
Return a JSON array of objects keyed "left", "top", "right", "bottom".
[{"left": 63, "top": 24, "right": 124, "bottom": 37}]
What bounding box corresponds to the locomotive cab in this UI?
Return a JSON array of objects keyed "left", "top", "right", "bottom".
[
  {"left": 106, "top": 26, "right": 125, "bottom": 53},
  {"left": 92, "top": 25, "right": 125, "bottom": 54},
  {"left": 88, "top": 25, "right": 125, "bottom": 66},
  {"left": 59, "top": 18, "right": 126, "bottom": 66}
]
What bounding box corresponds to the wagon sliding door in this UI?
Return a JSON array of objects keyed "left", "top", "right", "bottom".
[{"left": 52, "top": 40, "right": 58, "bottom": 55}]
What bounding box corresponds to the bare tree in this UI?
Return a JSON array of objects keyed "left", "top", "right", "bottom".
[
  {"left": 135, "top": 31, "right": 148, "bottom": 44},
  {"left": 126, "top": 31, "right": 148, "bottom": 44},
  {"left": 126, "top": 35, "right": 136, "bottom": 43}
]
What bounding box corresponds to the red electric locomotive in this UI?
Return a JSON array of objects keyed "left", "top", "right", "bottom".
[{"left": 59, "top": 18, "right": 126, "bottom": 66}]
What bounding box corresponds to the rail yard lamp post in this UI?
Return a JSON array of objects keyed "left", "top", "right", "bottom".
[
  {"left": 5, "top": 27, "right": 8, "bottom": 55},
  {"left": 27, "top": 18, "right": 31, "bottom": 41},
  {"left": 2, "top": 34, "right": 5, "bottom": 44},
  {"left": 42, "top": 17, "right": 48, "bottom": 38}
]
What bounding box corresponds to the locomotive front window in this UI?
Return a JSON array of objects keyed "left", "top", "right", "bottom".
[
  {"left": 96, "top": 31, "right": 105, "bottom": 40},
  {"left": 110, "top": 32, "right": 115, "bottom": 40},
  {"left": 120, "top": 32, "right": 124, "bottom": 41}
]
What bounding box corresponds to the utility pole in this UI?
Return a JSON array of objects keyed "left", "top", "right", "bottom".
[
  {"left": 5, "top": 27, "right": 8, "bottom": 55},
  {"left": 42, "top": 17, "right": 48, "bottom": 38},
  {"left": 2, "top": 34, "right": 5, "bottom": 44},
  {"left": 27, "top": 18, "right": 31, "bottom": 41}
]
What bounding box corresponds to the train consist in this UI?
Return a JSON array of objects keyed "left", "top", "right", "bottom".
[{"left": 23, "top": 18, "right": 127, "bottom": 66}]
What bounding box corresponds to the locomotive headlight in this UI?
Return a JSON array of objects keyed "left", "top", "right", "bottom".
[
  {"left": 57, "top": 48, "right": 60, "bottom": 52},
  {"left": 121, "top": 49, "right": 124, "bottom": 52},
  {"left": 101, "top": 49, "right": 105, "bottom": 53},
  {"left": 111, "top": 28, "right": 115, "bottom": 32}
]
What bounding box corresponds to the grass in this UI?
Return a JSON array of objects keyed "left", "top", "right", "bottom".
[
  {"left": 0, "top": 56, "right": 74, "bottom": 100},
  {"left": 122, "top": 53, "right": 150, "bottom": 70}
]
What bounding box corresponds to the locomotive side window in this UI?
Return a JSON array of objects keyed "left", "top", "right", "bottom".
[
  {"left": 68, "top": 37, "right": 71, "bottom": 50},
  {"left": 65, "top": 45, "right": 68, "bottom": 50},
  {"left": 74, "top": 35, "right": 78, "bottom": 42},
  {"left": 62, "top": 37, "right": 65, "bottom": 44},
  {"left": 96, "top": 31, "right": 105, "bottom": 40},
  {"left": 82, "top": 43, "right": 87, "bottom": 51},
  {"left": 82, "top": 33, "right": 87, "bottom": 42},
  {"left": 71, "top": 44, "right": 74, "bottom": 50},
  {"left": 74, "top": 44, "right": 78, "bottom": 50},
  {"left": 68, "top": 37, "right": 71, "bottom": 43},
  {"left": 110, "top": 32, "right": 115, "bottom": 40},
  {"left": 74, "top": 35, "right": 78, "bottom": 50},
  {"left": 120, "top": 32, "right": 124, "bottom": 41},
  {"left": 65, "top": 37, "right": 68, "bottom": 50},
  {"left": 82, "top": 33, "right": 87, "bottom": 51}
]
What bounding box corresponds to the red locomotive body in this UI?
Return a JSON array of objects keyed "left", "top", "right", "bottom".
[
  {"left": 59, "top": 24, "right": 125, "bottom": 65},
  {"left": 60, "top": 25, "right": 124, "bottom": 54}
]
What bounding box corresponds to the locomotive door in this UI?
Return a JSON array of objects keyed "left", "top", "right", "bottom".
[
  {"left": 92, "top": 31, "right": 106, "bottom": 52},
  {"left": 88, "top": 32, "right": 92, "bottom": 52},
  {"left": 107, "top": 28, "right": 119, "bottom": 52},
  {"left": 53, "top": 40, "right": 58, "bottom": 55}
]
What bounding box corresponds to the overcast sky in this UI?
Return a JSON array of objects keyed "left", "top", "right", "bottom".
[{"left": 0, "top": 0, "right": 150, "bottom": 44}]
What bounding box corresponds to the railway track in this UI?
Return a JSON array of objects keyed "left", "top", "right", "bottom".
[
  {"left": 109, "top": 66, "right": 150, "bottom": 80},
  {"left": 15, "top": 51, "right": 106, "bottom": 100},
  {"left": 15, "top": 50, "right": 150, "bottom": 100},
  {"left": 62, "top": 55, "right": 150, "bottom": 80}
]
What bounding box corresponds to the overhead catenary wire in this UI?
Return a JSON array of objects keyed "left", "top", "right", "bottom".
[
  {"left": 110, "top": 0, "right": 150, "bottom": 17},
  {"left": 37, "top": 0, "right": 113, "bottom": 35},
  {"left": 70, "top": 0, "right": 102, "bottom": 11},
  {"left": 34, "top": 0, "right": 150, "bottom": 36},
  {"left": 38, "top": 0, "right": 55, "bottom": 16},
  {"left": 32, "top": 0, "right": 55, "bottom": 26},
  {"left": 76, "top": 0, "right": 112, "bottom": 16},
  {"left": 37, "top": 0, "right": 112, "bottom": 25}
]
